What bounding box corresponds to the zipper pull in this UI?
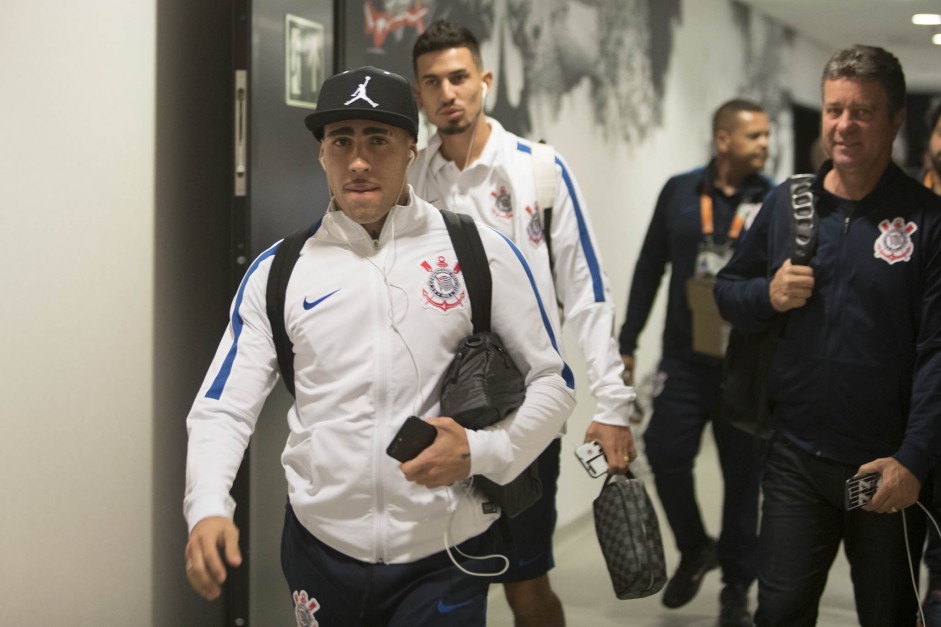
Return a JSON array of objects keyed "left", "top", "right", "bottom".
[{"left": 843, "top": 215, "right": 850, "bottom": 234}]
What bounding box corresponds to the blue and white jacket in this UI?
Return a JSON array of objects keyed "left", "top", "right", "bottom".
[
  {"left": 410, "top": 117, "right": 633, "bottom": 428},
  {"left": 184, "top": 190, "right": 576, "bottom": 563}
]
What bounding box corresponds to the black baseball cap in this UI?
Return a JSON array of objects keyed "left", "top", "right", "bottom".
[{"left": 304, "top": 66, "right": 419, "bottom": 141}]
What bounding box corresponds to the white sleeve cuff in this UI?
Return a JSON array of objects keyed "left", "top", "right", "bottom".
[
  {"left": 465, "top": 427, "right": 513, "bottom": 479},
  {"left": 184, "top": 494, "right": 236, "bottom": 534}
]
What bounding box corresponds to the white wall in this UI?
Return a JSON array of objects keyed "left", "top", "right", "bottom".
[{"left": 0, "top": 1, "right": 156, "bottom": 625}]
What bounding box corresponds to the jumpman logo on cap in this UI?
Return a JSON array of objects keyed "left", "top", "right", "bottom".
[{"left": 344, "top": 76, "right": 379, "bottom": 108}]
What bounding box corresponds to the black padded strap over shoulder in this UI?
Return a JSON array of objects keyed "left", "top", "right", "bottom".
[
  {"left": 788, "top": 174, "right": 817, "bottom": 266},
  {"left": 265, "top": 225, "right": 314, "bottom": 398},
  {"left": 440, "top": 209, "right": 492, "bottom": 334}
]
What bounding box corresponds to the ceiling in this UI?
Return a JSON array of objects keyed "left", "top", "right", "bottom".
[{"left": 741, "top": 0, "right": 941, "bottom": 91}]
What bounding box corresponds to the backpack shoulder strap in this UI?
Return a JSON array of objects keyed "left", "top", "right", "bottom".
[
  {"left": 440, "top": 209, "right": 492, "bottom": 334},
  {"left": 531, "top": 140, "right": 558, "bottom": 267},
  {"left": 787, "top": 174, "right": 817, "bottom": 266},
  {"left": 265, "top": 225, "right": 314, "bottom": 398},
  {"left": 531, "top": 141, "right": 558, "bottom": 218}
]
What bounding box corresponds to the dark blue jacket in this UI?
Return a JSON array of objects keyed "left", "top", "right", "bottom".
[
  {"left": 619, "top": 161, "right": 772, "bottom": 365},
  {"left": 714, "top": 161, "right": 941, "bottom": 481}
]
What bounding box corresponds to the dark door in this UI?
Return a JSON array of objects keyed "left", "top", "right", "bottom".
[{"left": 229, "top": 1, "right": 335, "bottom": 624}]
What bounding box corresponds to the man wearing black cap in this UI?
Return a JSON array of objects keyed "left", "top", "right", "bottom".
[{"left": 182, "top": 66, "right": 575, "bottom": 626}]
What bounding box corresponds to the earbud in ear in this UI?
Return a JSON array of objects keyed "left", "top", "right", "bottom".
[
  {"left": 407, "top": 152, "right": 415, "bottom": 167},
  {"left": 319, "top": 155, "right": 326, "bottom": 170},
  {"left": 481, "top": 83, "right": 488, "bottom": 100}
]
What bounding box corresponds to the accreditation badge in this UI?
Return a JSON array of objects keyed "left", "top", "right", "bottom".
[{"left": 736, "top": 202, "right": 762, "bottom": 231}]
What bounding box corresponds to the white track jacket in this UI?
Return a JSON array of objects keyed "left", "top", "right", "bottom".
[
  {"left": 184, "top": 190, "right": 576, "bottom": 564},
  {"left": 410, "top": 118, "right": 633, "bottom": 427}
]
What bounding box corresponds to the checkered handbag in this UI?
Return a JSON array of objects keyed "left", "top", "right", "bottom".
[{"left": 592, "top": 471, "right": 667, "bottom": 599}]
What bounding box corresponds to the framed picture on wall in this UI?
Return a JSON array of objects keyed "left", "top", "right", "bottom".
[{"left": 285, "top": 13, "right": 327, "bottom": 109}]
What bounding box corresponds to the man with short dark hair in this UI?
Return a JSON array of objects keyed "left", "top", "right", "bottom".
[
  {"left": 409, "top": 20, "right": 637, "bottom": 627},
  {"left": 715, "top": 45, "right": 941, "bottom": 626},
  {"left": 182, "top": 65, "right": 576, "bottom": 626},
  {"left": 619, "top": 98, "right": 772, "bottom": 626}
]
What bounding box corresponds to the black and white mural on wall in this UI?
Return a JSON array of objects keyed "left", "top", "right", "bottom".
[
  {"left": 342, "top": 0, "right": 793, "bottom": 176},
  {"left": 500, "top": 0, "right": 681, "bottom": 142},
  {"left": 343, "top": 0, "right": 681, "bottom": 142}
]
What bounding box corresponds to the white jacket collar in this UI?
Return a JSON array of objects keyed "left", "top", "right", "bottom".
[{"left": 322, "top": 185, "right": 431, "bottom": 250}]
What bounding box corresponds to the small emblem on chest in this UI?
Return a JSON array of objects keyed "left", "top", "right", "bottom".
[
  {"left": 491, "top": 186, "right": 513, "bottom": 219},
  {"left": 421, "top": 256, "right": 466, "bottom": 312},
  {"left": 873, "top": 217, "right": 917, "bottom": 264},
  {"left": 525, "top": 204, "right": 545, "bottom": 245}
]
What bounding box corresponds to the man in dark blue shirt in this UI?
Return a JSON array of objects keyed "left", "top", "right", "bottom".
[
  {"left": 715, "top": 45, "right": 941, "bottom": 627},
  {"left": 619, "top": 99, "right": 772, "bottom": 627}
]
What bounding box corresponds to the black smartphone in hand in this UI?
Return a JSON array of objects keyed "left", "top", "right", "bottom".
[
  {"left": 845, "top": 472, "right": 881, "bottom": 510},
  {"left": 386, "top": 416, "right": 437, "bottom": 462}
]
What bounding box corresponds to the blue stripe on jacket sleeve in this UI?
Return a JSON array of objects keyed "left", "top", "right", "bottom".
[
  {"left": 517, "top": 141, "right": 605, "bottom": 302},
  {"left": 493, "top": 228, "right": 576, "bottom": 390},
  {"left": 205, "top": 242, "right": 281, "bottom": 400},
  {"left": 558, "top": 163, "right": 604, "bottom": 302}
]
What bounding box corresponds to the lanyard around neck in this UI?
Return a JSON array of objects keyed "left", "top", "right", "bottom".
[{"left": 699, "top": 190, "right": 744, "bottom": 241}]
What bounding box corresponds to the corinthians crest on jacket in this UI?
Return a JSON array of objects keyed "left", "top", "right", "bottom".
[
  {"left": 874, "top": 217, "right": 918, "bottom": 265},
  {"left": 421, "top": 255, "right": 467, "bottom": 312},
  {"left": 491, "top": 185, "right": 513, "bottom": 220},
  {"left": 525, "top": 204, "right": 545, "bottom": 246}
]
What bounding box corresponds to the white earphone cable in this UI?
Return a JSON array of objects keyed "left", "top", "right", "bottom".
[
  {"left": 442, "top": 482, "right": 509, "bottom": 578},
  {"left": 460, "top": 84, "right": 487, "bottom": 171},
  {"left": 902, "top": 501, "right": 941, "bottom": 626}
]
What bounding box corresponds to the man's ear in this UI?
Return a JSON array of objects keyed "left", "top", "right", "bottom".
[
  {"left": 481, "top": 70, "right": 494, "bottom": 92},
  {"left": 892, "top": 106, "right": 907, "bottom": 136},
  {"left": 412, "top": 85, "right": 423, "bottom": 110},
  {"left": 714, "top": 130, "right": 730, "bottom": 155}
]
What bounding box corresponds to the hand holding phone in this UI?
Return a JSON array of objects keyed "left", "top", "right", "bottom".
[
  {"left": 575, "top": 441, "right": 608, "bottom": 478},
  {"left": 386, "top": 416, "right": 437, "bottom": 462},
  {"left": 845, "top": 472, "right": 881, "bottom": 510}
]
